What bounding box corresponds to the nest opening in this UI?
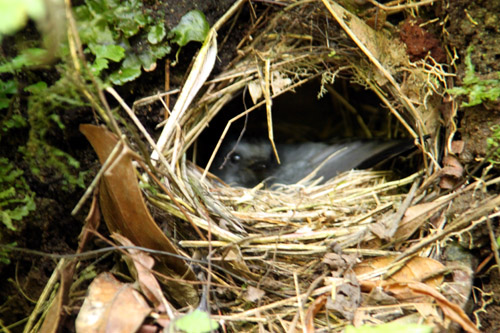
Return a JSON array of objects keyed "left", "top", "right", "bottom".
[{"left": 196, "top": 77, "right": 422, "bottom": 187}]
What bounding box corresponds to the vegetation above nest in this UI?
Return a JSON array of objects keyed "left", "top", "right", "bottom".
[{"left": 74, "top": 0, "right": 209, "bottom": 84}]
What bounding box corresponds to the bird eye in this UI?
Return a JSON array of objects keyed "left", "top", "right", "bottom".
[{"left": 230, "top": 153, "right": 241, "bottom": 164}]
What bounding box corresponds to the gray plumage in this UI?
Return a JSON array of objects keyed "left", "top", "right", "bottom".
[{"left": 212, "top": 139, "right": 414, "bottom": 187}]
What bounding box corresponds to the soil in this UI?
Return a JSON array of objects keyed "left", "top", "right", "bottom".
[
  {"left": 1, "top": 0, "right": 500, "bottom": 331},
  {"left": 445, "top": 1, "right": 500, "bottom": 330}
]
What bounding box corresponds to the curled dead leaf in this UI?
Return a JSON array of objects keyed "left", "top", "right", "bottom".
[
  {"left": 353, "top": 256, "right": 445, "bottom": 301},
  {"left": 80, "top": 124, "right": 198, "bottom": 306},
  {"left": 75, "top": 272, "right": 151, "bottom": 332},
  {"left": 408, "top": 282, "right": 479, "bottom": 333},
  {"left": 441, "top": 155, "right": 465, "bottom": 179}
]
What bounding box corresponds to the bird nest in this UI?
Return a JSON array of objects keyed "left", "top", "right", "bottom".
[{"left": 78, "top": 1, "right": 499, "bottom": 331}]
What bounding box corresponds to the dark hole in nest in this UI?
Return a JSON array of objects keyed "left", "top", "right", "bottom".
[{"left": 195, "top": 78, "right": 423, "bottom": 186}]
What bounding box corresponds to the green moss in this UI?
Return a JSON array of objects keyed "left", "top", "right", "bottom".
[
  {"left": 0, "top": 78, "right": 17, "bottom": 110},
  {"left": 0, "top": 48, "right": 49, "bottom": 73},
  {"left": 0, "top": 158, "right": 35, "bottom": 231},
  {"left": 74, "top": 1, "right": 210, "bottom": 83},
  {"left": 1, "top": 66, "right": 89, "bottom": 196},
  {"left": 0, "top": 79, "right": 35, "bottom": 232},
  {"left": 448, "top": 47, "right": 500, "bottom": 165},
  {"left": 19, "top": 73, "right": 89, "bottom": 191},
  {"left": 74, "top": 0, "right": 173, "bottom": 85},
  {"left": 448, "top": 46, "right": 500, "bottom": 107},
  {"left": 487, "top": 124, "right": 500, "bottom": 165}
]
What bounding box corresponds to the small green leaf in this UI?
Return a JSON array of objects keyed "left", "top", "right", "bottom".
[
  {"left": 0, "top": 98, "right": 10, "bottom": 109},
  {"left": 3, "top": 114, "right": 27, "bottom": 129},
  {"left": 0, "top": 158, "right": 36, "bottom": 230},
  {"left": 175, "top": 309, "right": 219, "bottom": 333},
  {"left": 0, "top": 48, "right": 48, "bottom": 73},
  {"left": 110, "top": 66, "right": 141, "bottom": 85},
  {"left": 138, "top": 52, "right": 155, "bottom": 71},
  {"left": 109, "top": 56, "right": 142, "bottom": 85},
  {"left": 0, "top": 242, "right": 16, "bottom": 264},
  {"left": 0, "top": 187, "right": 16, "bottom": 200},
  {"left": 24, "top": 81, "right": 48, "bottom": 94},
  {"left": 170, "top": 10, "right": 210, "bottom": 47},
  {"left": 148, "top": 24, "right": 166, "bottom": 44},
  {"left": 447, "top": 46, "right": 500, "bottom": 107},
  {"left": 1, "top": 79, "right": 17, "bottom": 95},
  {"left": 138, "top": 44, "right": 171, "bottom": 71},
  {"left": 87, "top": 43, "right": 125, "bottom": 76},
  {"left": 0, "top": 79, "right": 17, "bottom": 109},
  {"left": 49, "top": 114, "right": 65, "bottom": 130},
  {"left": 134, "top": 13, "right": 148, "bottom": 26},
  {"left": 88, "top": 44, "right": 125, "bottom": 62},
  {"left": 91, "top": 57, "right": 109, "bottom": 75},
  {"left": 115, "top": 7, "right": 141, "bottom": 37},
  {"left": 150, "top": 44, "right": 171, "bottom": 58},
  {"left": 86, "top": 0, "right": 111, "bottom": 16},
  {"left": 78, "top": 19, "right": 115, "bottom": 45},
  {"left": 1, "top": 211, "right": 15, "bottom": 230}
]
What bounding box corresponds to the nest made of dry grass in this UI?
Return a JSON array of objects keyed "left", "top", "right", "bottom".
[{"left": 115, "top": 0, "right": 500, "bottom": 331}]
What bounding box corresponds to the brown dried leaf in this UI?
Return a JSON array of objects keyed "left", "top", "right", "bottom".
[
  {"left": 364, "top": 286, "right": 397, "bottom": 305},
  {"left": 322, "top": 252, "right": 358, "bottom": 273},
  {"left": 439, "top": 175, "right": 458, "bottom": 190},
  {"left": 78, "top": 192, "right": 101, "bottom": 251},
  {"left": 39, "top": 260, "right": 75, "bottom": 333},
  {"left": 441, "top": 155, "right": 465, "bottom": 179},
  {"left": 305, "top": 294, "right": 328, "bottom": 333},
  {"left": 324, "top": 273, "right": 361, "bottom": 321},
  {"left": 354, "top": 256, "right": 445, "bottom": 301},
  {"left": 80, "top": 124, "right": 198, "bottom": 306},
  {"left": 75, "top": 272, "right": 151, "bottom": 333},
  {"left": 113, "top": 234, "right": 171, "bottom": 314},
  {"left": 394, "top": 201, "right": 445, "bottom": 242},
  {"left": 451, "top": 140, "right": 465, "bottom": 154},
  {"left": 243, "top": 286, "right": 265, "bottom": 303},
  {"left": 218, "top": 247, "right": 259, "bottom": 280},
  {"left": 408, "top": 282, "right": 479, "bottom": 333}
]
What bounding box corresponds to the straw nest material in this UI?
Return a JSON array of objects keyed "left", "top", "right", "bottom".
[{"left": 101, "top": 1, "right": 499, "bottom": 331}]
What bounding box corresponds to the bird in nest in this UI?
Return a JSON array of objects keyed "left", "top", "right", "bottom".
[{"left": 211, "top": 138, "right": 421, "bottom": 188}]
